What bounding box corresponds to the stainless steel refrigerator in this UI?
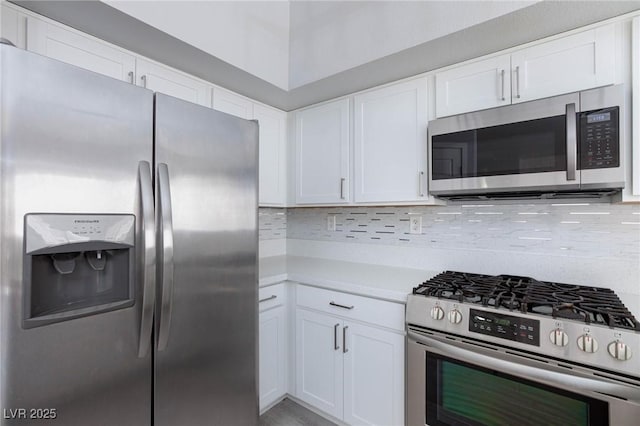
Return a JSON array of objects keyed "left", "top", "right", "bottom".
[{"left": 0, "top": 43, "right": 258, "bottom": 425}]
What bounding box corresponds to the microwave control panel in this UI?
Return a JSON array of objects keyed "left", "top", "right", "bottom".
[
  {"left": 579, "top": 106, "right": 619, "bottom": 169},
  {"left": 469, "top": 309, "right": 540, "bottom": 346}
]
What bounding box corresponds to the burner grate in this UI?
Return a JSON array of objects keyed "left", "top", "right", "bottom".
[{"left": 413, "top": 271, "right": 640, "bottom": 331}]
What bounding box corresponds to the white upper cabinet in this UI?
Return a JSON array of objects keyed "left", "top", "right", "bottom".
[
  {"left": 212, "top": 87, "right": 253, "bottom": 119},
  {"left": 512, "top": 25, "right": 615, "bottom": 103},
  {"left": 1, "top": 4, "right": 26, "bottom": 49},
  {"left": 354, "top": 78, "right": 428, "bottom": 203},
  {"left": 435, "top": 55, "right": 511, "bottom": 117},
  {"left": 295, "top": 99, "right": 350, "bottom": 204},
  {"left": 435, "top": 23, "right": 617, "bottom": 117},
  {"left": 136, "top": 58, "right": 210, "bottom": 107},
  {"left": 26, "top": 17, "right": 135, "bottom": 83},
  {"left": 254, "top": 104, "right": 287, "bottom": 206}
]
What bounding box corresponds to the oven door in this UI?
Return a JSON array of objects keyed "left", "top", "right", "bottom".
[
  {"left": 407, "top": 327, "right": 640, "bottom": 426},
  {"left": 428, "top": 92, "right": 581, "bottom": 196}
]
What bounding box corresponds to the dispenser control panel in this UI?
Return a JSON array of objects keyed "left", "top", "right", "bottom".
[{"left": 25, "top": 214, "right": 134, "bottom": 254}]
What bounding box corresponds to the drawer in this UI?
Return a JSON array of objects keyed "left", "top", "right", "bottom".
[
  {"left": 259, "top": 283, "right": 285, "bottom": 312},
  {"left": 296, "top": 285, "right": 405, "bottom": 331}
]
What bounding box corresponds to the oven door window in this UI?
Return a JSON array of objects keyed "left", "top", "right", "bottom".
[
  {"left": 431, "top": 115, "right": 567, "bottom": 180},
  {"left": 426, "top": 353, "right": 608, "bottom": 426}
]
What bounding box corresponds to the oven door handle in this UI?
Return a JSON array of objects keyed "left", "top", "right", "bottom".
[{"left": 408, "top": 330, "right": 640, "bottom": 403}]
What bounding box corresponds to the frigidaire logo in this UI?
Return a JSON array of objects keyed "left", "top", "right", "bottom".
[{"left": 74, "top": 220, "right": 100, "bottom": 223}]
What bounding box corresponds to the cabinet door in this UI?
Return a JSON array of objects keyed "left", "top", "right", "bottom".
[
  {"left": 295, "top": 99, "right": 350, "bottom": 204},
  {"left": 254, "top": 104, "right": 287, "bottom": 206},
  {"left": 354, "top": 78, "right": 427, "bottom": 202},
  {"left": 136, "top": 58, "right": 210, "bottom": 106},
  {"left": 1, "top": 4, "right": 26, "bottom": 49},
  {"left": 295, "top": 309, "right": 343, "bottom": 419},
  {"left": 512, "top": 24, "right": 615, "bottom": 104},
  {"left": 343, "top": 323, "right": 404, "bottom": 426},
  {"left": 435, "top": 55, "right": 511, "bottom": 117},
  {"left": 26, "top": 17, "right": 135, "bottom": 82},
  {"left": 213, "top": 87, "right": 253, "bottom": 119},
  {"left": 259, "top": 306, "right": 286, "bottom": 411}
]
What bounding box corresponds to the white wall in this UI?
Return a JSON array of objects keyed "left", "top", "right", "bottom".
[
  {"left": 104, "top": 0, "right": 290, "bottom": 90},
  {"left": 288, "top": 0, "right": 538, "bottom": 88}
]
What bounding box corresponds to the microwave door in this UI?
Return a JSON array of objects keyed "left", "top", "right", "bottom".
[{"left": 429, "top": 92, "right": 581, "bottom": 196}]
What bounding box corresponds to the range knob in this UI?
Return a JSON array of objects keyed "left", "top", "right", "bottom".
[
  {"left": 549, "top": 328, "right": 568, "bottom": 347},
  {"left": 577, "top": 334, "right": 598, "bottom": 353},
  {"left": 448, "top": 309, "right": 462, "bottom": 324},
  {"left": 607, "top": 340, "right": 632, "bottom": 361},
  {"left": 430, "top": 306, "right": 445, "bottom": 321}
]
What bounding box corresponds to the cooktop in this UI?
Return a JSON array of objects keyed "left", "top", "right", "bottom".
[{"left": 412, "top": 271, "right": 639, "bottom": 331}]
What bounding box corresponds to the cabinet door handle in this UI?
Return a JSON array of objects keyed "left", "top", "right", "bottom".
[
  {"left": 418, "top": 171, "right": 424, "bottom": 197},
  {"left": 141, "top": 74, "right": 147, "bottom": 88},
  {"left": 340, "top": 178, "right": 346, "bottom": 200},
  {"left": 128, "top": 71, "right": 134, "bottom": 84},
  {"left": 259, "top": 295, "right": 277, "bottom": 303},
  {"left": 334, "top": 323, "right": 340, "bottom": 350},
  {"left": 343, "top": 326, "right": 349, "bottom": 353},
  {"left": 330, "top": 301, "right": 354, "bottom": 310},
  {"left": 500, "top": 69, "right": 506, "bottom": 101},
  {"left": 515, "top": 66, "right": 521, "bottom": 99}
]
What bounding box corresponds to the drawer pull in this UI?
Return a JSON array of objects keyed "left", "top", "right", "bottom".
[
  {"left": 259, "top": 295, "right": 277, "bottom": 303},
  {"left": 330, "top": 301, "right": 354, "bottom": 310}
]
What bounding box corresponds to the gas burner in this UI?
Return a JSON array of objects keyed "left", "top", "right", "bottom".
[{"left": 413, "top": 271, "right": 640, "bottom": 331}]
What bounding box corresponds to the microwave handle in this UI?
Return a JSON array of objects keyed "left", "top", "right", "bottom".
[
  {"left": 408, "top": 329, "right": 640, "bottom": 403},
  {"left": 566, "top": 103, "right": 577, "bottom": 181}
]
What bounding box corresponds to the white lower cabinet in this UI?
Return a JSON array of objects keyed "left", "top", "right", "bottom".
[
  {"left": 259, "top": 284, "right": 287, "bottom": 411},
  {"left": 295, "top": 286, "right": 405, "bottom": 426},
  {"left": 296, "top": 309, "right": 344, "bottom": 418},
  {"left": 343, "top": 322, "right": 404, "bottom": 426}
]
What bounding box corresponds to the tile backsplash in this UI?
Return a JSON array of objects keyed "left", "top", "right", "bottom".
[
  {"left": 259, "top": 208, "right": 287, "bottom": 240},
  {"left": 285, "top": 204, "right": 640, "bottom": 261}
]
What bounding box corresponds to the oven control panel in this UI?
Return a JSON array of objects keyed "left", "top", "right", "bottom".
[{"left": 469, "top": 309, "right": 540, "bottom": 346}]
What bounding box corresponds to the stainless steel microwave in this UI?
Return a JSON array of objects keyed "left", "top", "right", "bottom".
[{"left": 428, "top": 85, "right": 626, "bottom": 200}]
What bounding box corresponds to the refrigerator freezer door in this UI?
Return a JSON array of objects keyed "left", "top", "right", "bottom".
[
  {"left": 0, "top": 45, "right": 153, "bottom": 425},
  {"left": 154, "top": 94, "right": 258, "bottom": 426}
]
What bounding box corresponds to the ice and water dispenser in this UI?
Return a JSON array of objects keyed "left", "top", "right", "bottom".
[{"left": 23, "top": 214, "right": 135, "bottom": 328}]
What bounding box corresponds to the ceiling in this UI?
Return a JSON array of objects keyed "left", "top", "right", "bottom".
[{"left": 12, "top": 1, "right": 640, "bottom": 110}]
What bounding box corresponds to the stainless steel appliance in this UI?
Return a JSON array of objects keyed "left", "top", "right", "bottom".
[
  {"left": 428, "top": 85, "right": 627, "bottom": 200},
  {"left": 406, "top": 271, "right": 640, "bottom": 426},
  {"left": 0, "top": 44, "right": 258, "bottom": 425}
]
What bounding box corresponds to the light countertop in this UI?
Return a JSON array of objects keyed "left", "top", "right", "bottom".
[{"left": 259, "top": 255, "right": 440, "bottom": 303}]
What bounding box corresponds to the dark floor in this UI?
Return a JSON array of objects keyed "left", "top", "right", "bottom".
[{"left": 260, "top": 398, "right": 337, "bottom": 426}]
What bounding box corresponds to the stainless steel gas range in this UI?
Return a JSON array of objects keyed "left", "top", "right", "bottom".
[{"left": 406, "top": 271, "right": 640, "bottom": 426}]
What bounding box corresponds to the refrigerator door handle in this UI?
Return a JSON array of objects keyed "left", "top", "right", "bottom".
[
  {"left": 156, "top": 163, "right": 175, "bottom": 351},
  {"left": 137, "top": 161, "right": 156, "bottom": 358}
]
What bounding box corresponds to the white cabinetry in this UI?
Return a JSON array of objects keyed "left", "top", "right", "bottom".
[
  {"left": 354, "top": 78, "right": 428, "bottom": 202},
  {"left": 254, "top": 104, "right": 288, "bottom": 206},
  {"left": 1, "top": 4, "right": 26, "bottom": 49},
  {"left": 295, "top": 99, "right": 350, "bottom": 204},
  {"left": 259, "top": 284, "right": 287, "bottom": 411},
  {"left": 212, "top": 87, "right": 253, "bottom": 119},
  {"left": 136, "top": 58, "right": 210, "bottom": 107},
  {"left": 512, "top": 25, "right": 615, "bottom": 104},
  {"left": 296, "top": 308, "right": 344, "bottom": 418},
  {"left": 26, "top": 16, "right": 135, "bottom": 82},
  {"left": 436, "top": 24, "right": 616, "bottom": 117},
  {"left": 343, "top": 322, "right": 404, "bottom": 426},
  {"left": 295, "top": 286, "right": 404, "bottom": 426},
  {"left": 436, "top": 55, "right": 511, "bottom": 117}
]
